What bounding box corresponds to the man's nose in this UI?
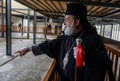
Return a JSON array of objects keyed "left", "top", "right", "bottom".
[{"left": 63, "top": 21, "right": 66, "bottom": 25}]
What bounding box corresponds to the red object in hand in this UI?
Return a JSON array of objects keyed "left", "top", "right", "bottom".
[
  {"left": 76, "top": 38, "right": 83, "bottom": 68},
  {"left": 76, "top": 45, "right": 83, "bottom": 67}
]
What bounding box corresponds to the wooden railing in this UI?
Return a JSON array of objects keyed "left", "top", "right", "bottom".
[
  {"left": 0, "top": 25, "right": 62, "bottom": 36},
  {"left": 43, "top": 60, "right": 57, "bottom": 81},
  {"left": 43, "top": 44, "right": 120, "bottom": 81},
  {"left": 105, "top": 44, "right": 120, "bottom": 81},
  {"left": 0, "top": 25, "right": 6, "bottom": 32}
]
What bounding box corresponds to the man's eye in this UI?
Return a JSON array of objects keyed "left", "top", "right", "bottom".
[{"left": 65, "top": 19, "right": 69, "bottom": 22}]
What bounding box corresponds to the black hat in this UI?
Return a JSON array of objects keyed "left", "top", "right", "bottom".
[
  {"left": 65, "top": 3, "right": 87, "bottom": 20},
  {"left": 65, "top": 3, "right": 94, "bottom": 30}
]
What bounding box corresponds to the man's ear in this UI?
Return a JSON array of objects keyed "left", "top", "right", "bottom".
[{"left": 75, "top": 19, "right": 80, "bottom": 26}]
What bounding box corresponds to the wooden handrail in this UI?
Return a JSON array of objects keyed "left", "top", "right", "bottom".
[
  {"left": 0, "top": 25, "right": 62, "bottom": 36},
  {"left": 118, "top": 64, "right": 120, "bottom": 81},
  {"left": 105, "top": 44, "right": 120, "bottom": 81},
  {"left": 105, "top": 44, "right": 120, "bottom": 57},
  {"left": 43, "top": 60, "right": 57, "bottom": 81}
]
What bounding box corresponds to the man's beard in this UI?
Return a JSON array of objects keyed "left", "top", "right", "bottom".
[{"left": 64, "top": 22, "right": 75, "bottom": 36}]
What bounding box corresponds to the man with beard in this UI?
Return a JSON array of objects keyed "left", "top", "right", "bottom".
[{"left": 16, "top": 3, "right": 115, "bottom": 81}]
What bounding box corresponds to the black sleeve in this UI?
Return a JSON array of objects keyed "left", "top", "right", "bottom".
[
  {"left": 104, "top": 57, "right": 115, "bottom": 81},
  {"left": 32, "top": 38, "right": 61, "bottom": 59},
  {"left": 92, "top": 35, "right": 108, "bottom": 61},
  {"left": 92, "top": 35, "right": 115, "bottom": 81}
]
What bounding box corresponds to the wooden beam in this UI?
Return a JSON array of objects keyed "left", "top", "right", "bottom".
[
  {"left": 44, "top": 0, "right": 57, "bottom": 12},
  {"left": 36, "top": 0, "right": 52, "bottom": 11},
  {"left": 102, "top": 9, "right": 120, "bottom": 17},
  {"left": 50, "top": 1, "right": 61, "bottom": 15},
  {"left": 58, "top": 1, "right": 64, "bottom": 12},
  {"left": 15, "top": 0, "right": 36, "bottom": 9},
  {"left": 30, "top": 0, "right": 47, "bottom": 11},
  {"left": 51, "top": 0, "right": 120, "bottom": 8}
]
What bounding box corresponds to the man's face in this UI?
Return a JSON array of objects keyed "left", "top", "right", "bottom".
[{"left": 64, "top": 15, "right": 75, "bottom": 36}]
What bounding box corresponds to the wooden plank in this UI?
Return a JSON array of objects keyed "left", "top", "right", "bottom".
[
  {"left": 43, "top": 60, "right": 56, "bottom": 81},
  {"left": 105, "top": 44, "right": 120, "bottom": 81},
  {"left": 118, "top": 64, "right": 120, "bottom": 81},
  {"left": 105, "top": 44, "right": 120, "bottom": 57}
]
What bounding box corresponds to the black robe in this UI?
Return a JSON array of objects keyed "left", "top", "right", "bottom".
[{"left": 32, "top": 29, "right": 115, "bottom": 81}]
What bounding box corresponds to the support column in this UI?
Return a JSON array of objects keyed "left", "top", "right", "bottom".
[
  {"left": 117, "top": 24, "right": 120, "bottom": 41},
  {"left": 112, "top": 24, "right": 115, "bottom": 40},
  {"left": 22, "top": 17, "right": 23, "bottom": 26},
  {"left": 6, "top": 0, "right": 12, "bottom": 56},
  {"left": 2, "top": 0, "right": 4, "bottom": 37},
  {"left": 103, "top": 25, "right": 105, "bottom": 37},
  {"left": 45, "top": 16, "right": 47, "bottom": 27},
  {"left": 44, "top": 16, "right": 47, "bottom": 39},
  {"left": 33, "top": 10, "right": 37, "bottom": 44},
  {"left": 110, "top": 24, "right": 113, "bottom": 40},
  {"left": 27, "top": 8, "right": 30, "bottom": 39},
  {"left": 100, "top": 24, "right": 102, "bottom": 36}
]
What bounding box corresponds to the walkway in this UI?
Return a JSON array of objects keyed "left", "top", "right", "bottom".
[{"left": 0, "top": 38, "right": 53, "bottom": 81}]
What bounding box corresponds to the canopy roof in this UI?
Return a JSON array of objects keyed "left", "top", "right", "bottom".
[{"left": 14, "top": 0, "right": 120, "bottom": 23}]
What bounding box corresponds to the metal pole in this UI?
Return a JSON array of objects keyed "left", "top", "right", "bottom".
[
  {"left": 114, "top": 24, "right": 116, "bottom": 40},
  {"left": 100, "top": 24, "right": 102, "bottom": 36},
  {"left": 33, "top": 10, "right": 37, "bottom": 44},
  {"left": 112, "top": 24, "right": 115, "bottom": 40},
  {"left": 22, "top": 18, "right": 23, "bottom": 26},
  {"left": 1, "top": 0, "right": 4, "bottom": 37},
  {"left": 45, "top": 16, "right": 47, "bottom": 27},
  {"left": 44, "top": 16, "right": 47, "bottom": 39},
  {"left": 23, "top": 15, "right": 26, "bottom": 33},
  {"left": 6, "top": 0, "right": 12, "bottom": 56},
  {"left": 117, "top": 24, "right": 120, "bottom": 41},
  {"left": 115, "top": 24, "right": 119, "bottom": 41},
  {"left": 110, "top": 24, "right": 113, "bottom": 40},
  {"left": 27, "top": 8, "right": 30, "bottom": 39},
  {"left": 103, "top": 25, "right": 105, "bottom": 37}
]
